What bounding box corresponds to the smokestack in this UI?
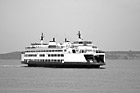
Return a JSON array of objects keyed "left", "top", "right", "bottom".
[
  {"left": 65, "top": 38, "right": 67, "bottom": 42},
  {"left": 65, "top": 38, "right": 70, "bottom": 42},
  {"left": 53, "top": 38, "right": 55, "bottom": 42}
]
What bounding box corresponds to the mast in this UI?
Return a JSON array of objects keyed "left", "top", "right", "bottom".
[
  {"left": 40, "top": 33, "right": 44, "bottom": 44},
  {"left": 77, "top": 31, "right": 83, "bottom": 41}
]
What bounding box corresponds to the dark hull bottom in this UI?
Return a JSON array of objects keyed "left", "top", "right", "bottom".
[{"left": 21, "top": 61, "right": 105, "bottom": 68}]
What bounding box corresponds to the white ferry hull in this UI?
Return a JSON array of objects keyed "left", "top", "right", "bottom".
[{"left": 21, "top": 60, "right": 105, "bottom": 68}]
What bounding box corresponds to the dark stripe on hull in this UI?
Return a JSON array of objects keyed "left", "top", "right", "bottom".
[{"left": 21, "top": 61, "right": 105, "bottom": 68}]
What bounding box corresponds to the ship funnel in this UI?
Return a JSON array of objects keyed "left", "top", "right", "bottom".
[
  {"left": 49, "top": 38, "right": 56, "bottom": 42},
  {"left": 65, "top": 38, "right": 69, "bottom": 42},
  {"left": 53, "top": 38, "right": 55, "bottom": 42}
]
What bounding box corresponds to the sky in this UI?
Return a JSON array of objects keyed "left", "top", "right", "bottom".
[{"left": 0, "top": 0, "right": 140, "bottom": 53}]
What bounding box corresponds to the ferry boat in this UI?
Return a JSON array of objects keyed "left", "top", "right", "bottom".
[{"left": 21, "top": 31, "right": 105, "bottom": 68}]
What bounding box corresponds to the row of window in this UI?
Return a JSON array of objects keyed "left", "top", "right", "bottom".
[
  {"left": 24, "top": 59, "right": 64, "bottom": 62},
  {"left": 48, "top": 54, "right": 64, "bottom": 57},
  {"left": 24, "top": 54, "right": 37, "bottom": 57},
  {"left": 24, "top": 54, "right": 64, "bottom": 57},
  {"left": 79, "top": 50, "right": 93, "bottom": 53},
  {"left": 73, "top": 41, "right": 92, "bottom": 44},
  {"left": 25, "top": 50, "right": 63, "bottom": 53}
]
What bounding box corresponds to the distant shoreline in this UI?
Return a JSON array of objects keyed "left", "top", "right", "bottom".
[
  {"left": 0, "top": 51, "right": 140, "bottom": 60},
  {"left": 105, "top": 51, "right": 140, "bottom": 60},
  {"left": 0, "top": 51, "right": 21, "bottom": 60}
]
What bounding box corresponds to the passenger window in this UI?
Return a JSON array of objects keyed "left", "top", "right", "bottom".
[
  {"left": 39, "top": 54, "right": 45, "bottom": 57},
  {"left": 61, "top": 54, "right": 64, "bottom": 57},
  {"left": 72, "top": 50, "right": 76, "bottom": 53}
]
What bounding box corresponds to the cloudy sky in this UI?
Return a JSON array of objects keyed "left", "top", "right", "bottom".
[{"left": 0, "top": 0, "right": 140, "bottom": 53}]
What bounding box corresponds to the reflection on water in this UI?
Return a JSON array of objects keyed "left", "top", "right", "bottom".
[
  {"left": 0, "top": 60, "right": 27, "bottom": 68},
  {"left": 0, "top": 65, "right": 27, "bottom": 68},
  {"left": 0, "top": 59, "right": 140, "bottom": 93}
]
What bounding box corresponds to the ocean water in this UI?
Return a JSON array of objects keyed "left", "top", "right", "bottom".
[{"left": 0, "top": 60, "right": 140, "bottom": 93}]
